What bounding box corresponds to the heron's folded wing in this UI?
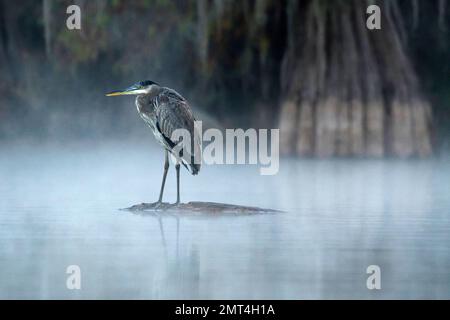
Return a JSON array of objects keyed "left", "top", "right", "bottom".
[{"left": 155, "top": 90, "right": 201, "bottom": 174}]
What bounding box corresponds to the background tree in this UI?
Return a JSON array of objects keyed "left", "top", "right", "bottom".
[
  {"left": 278, "top": 0, "right": 434, "bottom": 157},
  {"left": 0, "top": 0, "right": 448, "bottom": 157}
]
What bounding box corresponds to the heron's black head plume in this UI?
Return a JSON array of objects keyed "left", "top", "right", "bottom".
[{"left": 139, "top": 80, "right": 160, "bottom": 87}]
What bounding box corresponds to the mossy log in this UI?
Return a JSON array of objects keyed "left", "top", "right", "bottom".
[{"left": 122, "top": 201, "right": 282, "bottom": 216}]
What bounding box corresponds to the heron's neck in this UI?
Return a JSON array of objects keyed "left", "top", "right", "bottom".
[
  {"left": 142, "top": 86, "right": 164, "bottom": 99},
  {"left": 136, "top": 86, "right": 164, "bottom": 112}
]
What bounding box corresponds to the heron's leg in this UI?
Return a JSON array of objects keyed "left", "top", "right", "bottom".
[
  {"left": 175, "top": 162, "right": 181, "bottom": 204},
  {"left": 158, "top": 150, "right": 169, "bottom": 203}
]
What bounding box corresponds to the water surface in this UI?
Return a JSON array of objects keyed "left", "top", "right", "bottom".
[{"left": 1, "top": 141, "right": 449, "bottom": 299}]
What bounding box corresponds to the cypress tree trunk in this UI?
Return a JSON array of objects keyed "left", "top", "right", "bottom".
[
  {"left": 43, "top": 0, "right": 53, "bottom": 58},
  {"left": 279, "top": 0, "right": 433, "bottom": 157}
]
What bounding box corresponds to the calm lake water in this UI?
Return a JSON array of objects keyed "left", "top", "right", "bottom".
[{"left": 1, "top": 141, "right": 449, "bottom": 299}]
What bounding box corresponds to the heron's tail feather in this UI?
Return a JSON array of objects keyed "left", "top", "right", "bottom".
[
  {"left": 190, "top": 162, "right": 201, "bottom": 175},
  {"left": 181, "top": 156, "right": 201, "bottom": 175}
]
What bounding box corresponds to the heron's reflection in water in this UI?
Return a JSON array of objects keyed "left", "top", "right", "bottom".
[{"left": 150, "top": 214, "right": 201, "bottom": 299}]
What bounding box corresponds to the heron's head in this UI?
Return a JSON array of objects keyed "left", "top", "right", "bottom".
[{"left": 106, "top": 80, "right": 160, "bottom": 97}]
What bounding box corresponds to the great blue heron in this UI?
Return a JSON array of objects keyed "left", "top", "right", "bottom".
[{"left": 106, "top": 81, "right": 201, "bottom": 205}]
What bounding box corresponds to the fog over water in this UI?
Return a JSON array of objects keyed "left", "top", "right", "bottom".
[{"left": 1, "top": 141, "right": 449, "bottom": 299}]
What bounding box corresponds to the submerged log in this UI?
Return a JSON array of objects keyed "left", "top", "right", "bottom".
[{"left": 122, "top": 201, "right": 282, "bottom": 216}]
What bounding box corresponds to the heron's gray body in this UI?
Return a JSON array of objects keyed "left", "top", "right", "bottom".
[
  {"left": 106, "top": 80, "right": 199, "bottom": 204},
  {"left": 135, "top": 86, "right": 201, "bottom": 175}
]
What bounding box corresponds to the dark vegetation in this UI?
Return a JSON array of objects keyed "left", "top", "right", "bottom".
[{"left": 0, "top": 0, "right": 448, "bottom": 156}]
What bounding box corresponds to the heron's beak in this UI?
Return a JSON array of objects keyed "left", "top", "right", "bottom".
[
  {"left": 106, "top": 89, "right": 136, "bottom": 97},
  {"left": 106, "top": 83, "right": 144, "bottom": 96}
]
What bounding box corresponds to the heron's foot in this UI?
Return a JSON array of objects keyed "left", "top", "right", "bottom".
[{"left": 154, "top": 201, "right": 163, "bottom": 209}]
